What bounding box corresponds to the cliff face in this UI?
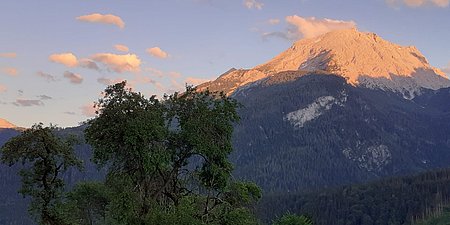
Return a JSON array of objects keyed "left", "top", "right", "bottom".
[{"left": 198, "top": 28, "right": 450, "bottom": 97}]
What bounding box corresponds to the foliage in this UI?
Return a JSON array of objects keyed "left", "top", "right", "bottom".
[
  {"left": 0, "top": 123, "right": 81, "bottom": 225},
  {"left": 81, "top": 81, "right": 260, "bottom": 224},
  {"left": 272, "top": 214, "right": 313, "bottom": 225},
  {"left": 258, "top": 168, "right": 450, "bottom": 225},
  {"left": 58, "top": 182, "right": 110, "bottom": 225}
]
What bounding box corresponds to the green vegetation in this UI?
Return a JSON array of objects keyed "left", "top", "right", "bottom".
[
  {"left": 1, "top": 81, "right": 308, "bottom": 225},
  {"left": 257, "top": 168, "right": 450, "bottom": 225},
  {"left": 0, "top": 123, "right": 82, "bottom": 225},
  {"left": 272, "top": 214, "right": 313, "bottom": 225}
]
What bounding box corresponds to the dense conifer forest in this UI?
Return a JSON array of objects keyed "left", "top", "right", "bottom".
[{"left": 257, "top": 168, "right": 450, "bottom": 225}]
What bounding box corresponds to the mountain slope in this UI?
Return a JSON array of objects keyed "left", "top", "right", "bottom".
[
  {"left": 0, "top": 118, "right": 16, "bottom": 129},
  {"left": 230, "top": 73, "right": 450, "bottom": 192},
  {"left": 257, "top": 168, "right": 450, "bottom": 225},
  {"left": 198, "top": 29, "right": 450, "bottom": 97}
]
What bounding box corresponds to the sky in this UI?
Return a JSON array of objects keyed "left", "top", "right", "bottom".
[{"left": 1, "top": 0, "right": 449, "bottom": 128}]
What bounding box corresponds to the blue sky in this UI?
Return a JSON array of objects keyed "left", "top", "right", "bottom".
[{"left": 1, "top": 0, "right": 449, "bottom": 127}]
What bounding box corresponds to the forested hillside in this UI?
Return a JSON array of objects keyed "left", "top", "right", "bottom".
[
  {"left": 257, "top": 168, "right": 450, "bottom": 225},
  {"left": 231, "top": 73, "right": 450, "bottom": 192}
]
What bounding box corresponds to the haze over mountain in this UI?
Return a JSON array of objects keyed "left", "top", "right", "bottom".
[{"left": 199, "top": 28, "right": 450, "bottom": 98}]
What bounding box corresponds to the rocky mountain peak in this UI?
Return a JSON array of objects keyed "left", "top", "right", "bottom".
[
  {"left": 256, "top": 28, "right": 447, "bottom": 85},
  {"left": 0, "top": 118, "right": 16, "bottom": 129},
  {"left": 199, "top": 28, "right": 449, "bottom": 96}
]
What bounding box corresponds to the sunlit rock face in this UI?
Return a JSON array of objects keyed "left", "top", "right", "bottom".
[
  {"left": 0, "top": 118, "right": 16, "bottom": 129},
  {"left": 199, "top": 28, "right": 450, "bottom": 97}
]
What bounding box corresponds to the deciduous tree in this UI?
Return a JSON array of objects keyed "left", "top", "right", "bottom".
[{"left": 0, "top": 123, "right": 81, "bottom": 225}]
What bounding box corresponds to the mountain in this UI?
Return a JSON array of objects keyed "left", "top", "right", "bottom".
[
  {"left": 197, "top": 29, "right": 450, "bottom": 192},
  {"left": 228, "top": 73, "right": 450, "bottom": 192},
  {"left": 198, "top": 28, "right": 450, "bottom": 98},
  {"left": 1, "top": 29, "right": 450, "bottom": 224},
  {"left": 0, "top": 118, "right": 17, "bottom": 129}
]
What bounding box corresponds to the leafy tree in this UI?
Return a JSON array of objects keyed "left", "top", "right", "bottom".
[
  {"left": 83, "top": 81, "right": 259, "bottom": 224},
  {"left": 58, "top": 182, "right": 110, "bottom": 225},
  {"left": 85, "top": 81, "right": 167, "bottom": 221},
  {"left": 272, "top": 214, "right": 313, "bottom": 225},
  {"left": 0, "top": 123, "right": 81, "bottom": 225}
]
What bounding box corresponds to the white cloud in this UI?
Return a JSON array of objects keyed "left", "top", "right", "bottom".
[
  {"left": 76, "top": 13, "right": 125, "bottom": 29},
  {"left": 387, "top": 0, "right": 449, "bottom": 7},
  {"left": 2, "top": 67, "right": 18, "bottom": 76},
  {"left": 243, "top": 0, "right": 264, "bottom": 9},
  {"left": 114, "top": 44, "right": 129, "bottom": 52},
  {"left": 91, "top": 53, "right": 141, "bottom": 73},
  {"left": 0, "top": 52, "right": 17, "bottom": 58},
  {"left": 146, "top": 47, "right": 169, "bottom": 59},
  {"left": 63, "top": 71, "right": 83, "bottom": 84},
  {"left": 285, "top": 15, "right": 357, "bottom": 39},
  {"left": 49, "top": 53, "right": 78, "bottom": 67}
]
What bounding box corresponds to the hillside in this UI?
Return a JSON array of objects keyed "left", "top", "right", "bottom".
[
  {"left": 230, "top": 73, "right": 450, "bottom": 192},
  {"left": 257, "top": 168, "right": 450, "bottom": 225}
]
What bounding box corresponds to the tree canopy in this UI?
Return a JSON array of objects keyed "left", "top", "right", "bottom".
[
  {"left": 0, "top": 123, "right": 81, "bottom": 225},
  {"left": 81, "top": 81, "right": 260, "bottom": 224}
]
